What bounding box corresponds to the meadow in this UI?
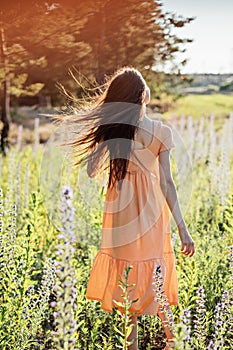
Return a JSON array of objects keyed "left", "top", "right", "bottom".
[
  {"left": 0, "top": 112, "right": 233, "bottom": 349},
  {"left": 5, "top": 94, "right": 233, "bottom": 147},
  {"left": 164, "top": 94, "right": 233, "bottom": 120}
]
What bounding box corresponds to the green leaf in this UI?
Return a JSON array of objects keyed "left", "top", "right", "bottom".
[
  {"left": 113, "top": 299, "right": 124, "bottom": 308},
  {"left": 125, "top": 323, "right": 134, "bottom": 339},
  {"left": 113, "top": 325, "right": 124, "bottom": 337}
]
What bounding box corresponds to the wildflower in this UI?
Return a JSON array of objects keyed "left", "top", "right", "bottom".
[
  {"left": 193, "top": 286, "right": 207, "bottom": 347},
  {"left": 50, "top": 301, "right": 57, "bottom": 308},
  {"left": 62, "top": 185, "right": 74, "bottom": 200},
  {"left": 152, "top": 264, "right": 175, "bottom": 334},
  {"left": 24, "top": 163, "right": 30, "bottom": 210},
  {"left": 52, "top": 185, "right": 78, "bottom": 350},
  {"left": 16, "top": 162, "right": 21, "bottom": 214},
  {"left": 229, "top": 245, "right": 233, "bottom": 284},
  {"left": 211, "top": 288, "right": 232, "bottom": 349},
  {"left": 181, "top": 307, "right": 192, "bottom": 342}
]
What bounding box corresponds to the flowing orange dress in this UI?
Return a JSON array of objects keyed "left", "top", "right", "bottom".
[{"left": 86, "top": 120, "right": 179, "bottom": 315}]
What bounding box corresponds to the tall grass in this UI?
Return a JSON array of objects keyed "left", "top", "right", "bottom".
[{"left": 0, "top": 113, "right": 232, "bottom": 349}]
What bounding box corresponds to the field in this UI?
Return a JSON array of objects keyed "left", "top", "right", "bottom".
[
  {"left": 164, "top": 94, "right": 233, "bottom": 120},
  {"left": 0, "top": 112, "right": 233, "bottom": 349},
  {"left": 4, "top": 94, "right": 233, "bottom": 147}
]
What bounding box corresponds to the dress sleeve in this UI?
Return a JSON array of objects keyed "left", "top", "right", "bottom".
[{"left": 159, "top": 125, "right": 175, "bottom": 153}]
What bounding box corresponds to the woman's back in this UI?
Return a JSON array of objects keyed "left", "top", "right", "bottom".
[
  {"left": 134, "top": 116, "right": 154, "bottom": 150},
  {"left": 100, "top": 118, "right": 174, "bottom": 255},
  {"left": 86, "top": 116, "right": 179, "bottom": 315},
  {"left": 128, "top": 117, "right": 174, "bottom": 174}
]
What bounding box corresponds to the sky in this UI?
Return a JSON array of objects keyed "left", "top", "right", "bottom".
[{"left": 162, "top": 0, "right": 233, "bottom": 74}]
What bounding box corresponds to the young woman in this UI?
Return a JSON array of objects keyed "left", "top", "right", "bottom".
[{"left": 66, "top": 67, "right": 195, "bottom": 349}]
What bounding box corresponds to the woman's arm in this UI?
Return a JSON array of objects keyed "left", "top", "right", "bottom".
[{"left": 159, "top": 150, "right": 195, "bottom": 257}]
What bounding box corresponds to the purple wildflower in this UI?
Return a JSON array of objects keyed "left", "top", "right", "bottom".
[
  {"left": 52, "top": 185, "right": 78, "bottom": 349},
  {"left": 152, "top": 264, "right": 175, "bottom": 334}
]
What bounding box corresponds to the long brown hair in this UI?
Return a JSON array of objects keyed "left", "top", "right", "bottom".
[{"left": 56, "top": 67, "right": 147, "bottom": 187}]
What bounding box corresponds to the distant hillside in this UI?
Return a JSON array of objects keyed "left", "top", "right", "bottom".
[{"left": 181, "top": 73, "right": 233, "bottom": 94}]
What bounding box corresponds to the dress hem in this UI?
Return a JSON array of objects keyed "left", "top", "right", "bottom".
[{"left": 86, "top": 295, "right": 179, "bottom": 315}]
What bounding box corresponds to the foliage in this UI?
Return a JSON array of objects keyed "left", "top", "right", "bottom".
[
  {"left": 0, "top": 1, "right": 194, "bottom": 107},
  {"left": 0, "top": 3, "right": 47, "bottom": 99},
  {"left": 0, "top": 113, "right": 233, "bottom": 349},
  {"left": 113, "top": 266, "right": 138, "bottom": 349}
]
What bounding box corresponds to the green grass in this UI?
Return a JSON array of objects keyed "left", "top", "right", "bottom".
[
  {"left": 0, "top": 114, "right": 233, "bottom": 349},
  {"left": 164, "top": 94, "right": 233, "bottom": 119}
]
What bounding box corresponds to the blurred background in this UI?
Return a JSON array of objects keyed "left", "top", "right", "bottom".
[
  {"left": 0, "top": 3, "right": 233, "bottom": 348},
  {"left": 0, "top": 0, "right": 232, "bottom": 151}
]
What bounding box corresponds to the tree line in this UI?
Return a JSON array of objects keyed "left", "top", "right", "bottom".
[{"left": 0, "top": 0, "right": 193, "bottom": 154}]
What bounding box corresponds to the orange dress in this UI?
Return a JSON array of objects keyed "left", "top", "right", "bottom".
[{"left": 86, "top": 120, "right": 179, "bottom": 315}]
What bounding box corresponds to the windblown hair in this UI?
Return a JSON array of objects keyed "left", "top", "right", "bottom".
[{"left": 55, "top": 67, "right": 147, "bottom": 188}]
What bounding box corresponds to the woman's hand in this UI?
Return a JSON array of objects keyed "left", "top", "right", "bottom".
[{"left": 178, "top": 227, "right": 195, "bottom": 257}]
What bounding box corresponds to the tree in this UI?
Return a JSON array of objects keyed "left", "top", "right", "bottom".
[
  {"left": 0, "top": 1, "right": 48, "bottom": 154},
  {"left": 0, "top": 0, "right": 194, "bottom": 152},
  {"left": 10, "top": 1, "right": 97, "bottom": 106},
  {"left": 0, "top": 26, "right": 10, "bottom": 155},
  {"left": 27, "top": 0, "right": 193, "bottom": 95},
  {"left": 78, "top": 0, "right": 194, "bottom": 82}
]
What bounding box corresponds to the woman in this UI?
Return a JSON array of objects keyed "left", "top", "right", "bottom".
[{"left": 66, "top": 67, "right": 195, "bottom": 349}]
